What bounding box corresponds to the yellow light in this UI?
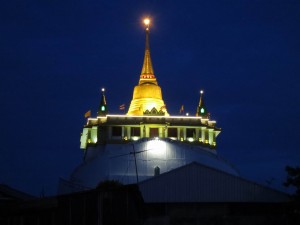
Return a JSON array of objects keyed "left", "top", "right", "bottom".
[
  {"left": 105, "top": 114, "right": 205, "bottom": 120},
  {"left": 187, "top": 137, "right": 194, "bottom": 142},
  {"left": 93, "top": 114, "right": 216, "bottom": 123},
  {"left": 144, "top": 18, "right": 150, "bottom": 26}
]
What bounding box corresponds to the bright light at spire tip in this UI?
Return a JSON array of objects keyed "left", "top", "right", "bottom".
[
  {"left": 200, "top": 90, "right": 204, "bottom": 94},
  {"left": 144, "top": 18, "right": 150, "bottom": 26},
  {"left": 101, "top": 88, "right": 105, "bottom": 92}
]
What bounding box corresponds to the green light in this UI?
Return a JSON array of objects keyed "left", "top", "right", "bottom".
[
  {"left": 101, "top": 106, "right": 105, "bottom": 111},
  {"left": 200, "top": 108, "right": 205, "bottom": 113}
]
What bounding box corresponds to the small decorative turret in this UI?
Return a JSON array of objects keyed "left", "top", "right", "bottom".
[
  {"left": 97, "top": 88, "right": 108, "bottom": 116},
  {"left": 196, "top": 90, "right": 209, "bottom": 118}
]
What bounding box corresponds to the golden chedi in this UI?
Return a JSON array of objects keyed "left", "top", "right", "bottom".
[{"left": 127, "top": 19, "right": 169, "bottom": 116}]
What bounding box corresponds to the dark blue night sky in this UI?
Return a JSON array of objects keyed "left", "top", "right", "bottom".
[{"left": 1, "top": 0, "right": 299, "bottom": 196}]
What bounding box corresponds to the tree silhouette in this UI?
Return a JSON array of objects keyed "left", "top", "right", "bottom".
[{"left": 284, "top": 166, "right": 300, "bottom": 201}]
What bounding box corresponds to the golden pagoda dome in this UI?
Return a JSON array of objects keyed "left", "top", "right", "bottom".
[{"left": 127, "top": 19, "right": 169, "bottom": 116}]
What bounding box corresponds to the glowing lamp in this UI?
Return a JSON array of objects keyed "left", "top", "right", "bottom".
[
  {"left": 101, "top": 88, "right": 105, "bottom": 92},
  {"left": 144, "top": 18, "right": 150, "bottom": 26},
  {"left": 187, "top": 137, "right": 194, "bottom": 142},
  {"left": 200, "top": 90, "right": 204, "bottom": 94}
]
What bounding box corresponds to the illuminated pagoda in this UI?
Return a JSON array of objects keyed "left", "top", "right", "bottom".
[
  {"left": 58, "top": 19, "right": 288, "bottom": 203},
  {"left": 58, "top": 18, "right": 237, "bottom": 194}
]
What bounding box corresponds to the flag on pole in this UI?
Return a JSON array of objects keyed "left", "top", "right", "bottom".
[
  {"left": 179, "top": 105, "right": 184, "bottom": 114},
  {"left": 119, "top": 104, "right": 125, "bottom": 110},
  {"left": 84, "top": 110, "right": 91, "bottom": 118}
]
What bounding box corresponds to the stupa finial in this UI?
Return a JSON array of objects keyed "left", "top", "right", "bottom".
[{"left": 140, "top": 18, "right": 156, "bottom": 83}]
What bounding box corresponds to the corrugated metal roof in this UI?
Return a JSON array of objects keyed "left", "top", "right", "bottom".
[{"left": 138, "top": 162, "right": 289, "bottom": 203}]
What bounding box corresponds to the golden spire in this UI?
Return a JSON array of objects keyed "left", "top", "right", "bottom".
[
  {"left": 127, "top": 18, "right": 168, "bottom": 116},
  {"left": 139, "top": 18, "right": 157, "bottom": 85}
]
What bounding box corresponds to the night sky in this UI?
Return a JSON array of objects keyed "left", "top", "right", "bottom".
[{"left": 1, "top": 0, "right": 299, "bottom": 196}]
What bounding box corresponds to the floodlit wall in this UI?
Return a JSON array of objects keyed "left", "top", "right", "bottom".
[
  {"left": 80, "top": 127, "right": 98, "bottom": 149},
  {"left": 69, "top": 138, "right": 238, "bottom": 190}
]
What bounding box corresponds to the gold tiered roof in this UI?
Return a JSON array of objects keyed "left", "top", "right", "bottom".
[{"left": 127, "top": 19, "right": 169, "bottom": 116}]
